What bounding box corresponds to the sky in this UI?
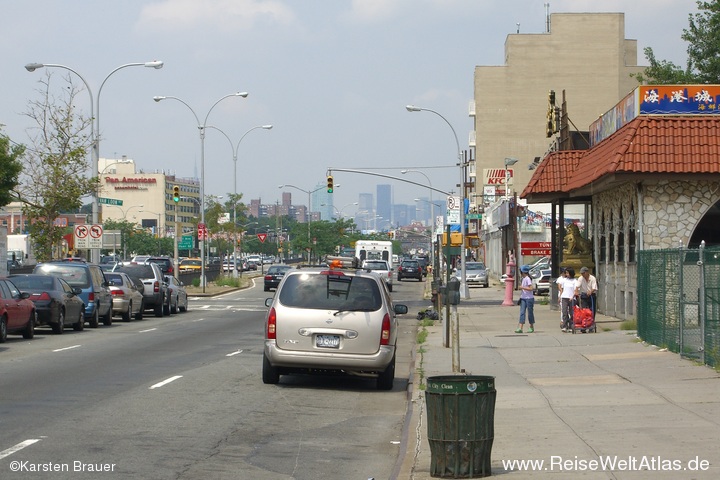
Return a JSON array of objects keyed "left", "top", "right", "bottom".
[{"left": 1, "top": 0, "right": 699, "bottom": 218}]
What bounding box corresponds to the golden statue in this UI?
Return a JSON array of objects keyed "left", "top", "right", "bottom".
[{"left": 563, "top": 224, "right": 593, "bottom": 255}]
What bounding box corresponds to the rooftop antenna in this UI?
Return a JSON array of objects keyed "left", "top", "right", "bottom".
[{"left": 545, "top": 3, "right": 550, "bottom": 33}]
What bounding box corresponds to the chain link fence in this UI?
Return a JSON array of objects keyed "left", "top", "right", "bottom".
[{"left": 638, "top": 243, "right": 720, "bottom": 368}]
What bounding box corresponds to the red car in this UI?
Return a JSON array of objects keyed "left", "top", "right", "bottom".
[{"left": 0, "top": 277, "right": 37, "bottom": 342}]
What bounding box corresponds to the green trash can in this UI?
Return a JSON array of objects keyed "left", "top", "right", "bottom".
[{"left": 426, "top": 375, "right": 496, "bottom": 478}]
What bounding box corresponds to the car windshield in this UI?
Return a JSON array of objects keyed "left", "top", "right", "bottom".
[
  {"left": 104, "top": 273, "right": 126, "bottom": 286},
  {"left": 181, "top": 260, "right": 201, "bottom": 266},
  {"left": 466, "top": 263, "right": 486, "bottom": 271},
  {"left": 8, "top": 275, "right": 55, "bottom": 290},
  {"left": 35, "top": 264, "right": 90, "bottom": 288},
  {"left": 268, "top": 266, "right": 291, "bottom": 274},
  {"left": 363, "top": 262, "right": 388, "bottom": 271},
  {"left": 402, "top": 261, "right": 418, "bottom": 267},
  {"left": 113, "top": 265, "right": 155, "bottom": 283},
  {"left": 278, "top": 273, "right": 381, "bottom": 311}
]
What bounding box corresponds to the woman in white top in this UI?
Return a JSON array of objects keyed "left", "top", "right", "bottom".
[{"left": 558, "top": 267, "right": 577, "bottom": 332}]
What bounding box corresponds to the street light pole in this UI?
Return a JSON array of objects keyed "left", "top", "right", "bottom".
[
  {"left": 154, "top": 92, "right": 248, "bottom": 291},
  {"left": 406, "top": 105, "right": 469, "bottom": 300},
  {"left": 207, "top": 125, "right": 273, "bottom": 277},
  {"left": 278, "top": 184, "right": 325, "bottom": 263},
  {"left": 25, "top": 60, "right": 164, "bottom": 264},
  {"left": 108, "top": 204, "right": 144, "bottom": 260}
]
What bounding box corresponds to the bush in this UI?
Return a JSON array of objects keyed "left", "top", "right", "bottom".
[{"left": 192, "top": 278, "right": 200, "bottom": 288}]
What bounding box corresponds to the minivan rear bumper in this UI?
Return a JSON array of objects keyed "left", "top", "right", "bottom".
[{"left": 264, "top": 341, "right": 395, "bottom": 373}]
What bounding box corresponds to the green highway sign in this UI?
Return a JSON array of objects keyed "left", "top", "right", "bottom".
[
  {"left": 466, "top": 213, "right": 482, "bottom": 220},
  {"left": 178, "top": 235, "right": 194, "bottom": 249},
  {"left": 98, "top": 197, "right": 123, "bottom": 206}
]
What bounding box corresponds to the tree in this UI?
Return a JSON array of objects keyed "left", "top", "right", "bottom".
[
  {"left": 634, "top": 1, "right": 720, "bottom": 84},
  {"left": 14, "top": 74, "right": 97, "bottom": 262},
  {"left": 0, "top": 132, "right": 24, "bottom": 208}
]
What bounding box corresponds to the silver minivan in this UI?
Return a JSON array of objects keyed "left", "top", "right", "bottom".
[{"left": 263, "top": 266, "right": 408, "bottom": 390}]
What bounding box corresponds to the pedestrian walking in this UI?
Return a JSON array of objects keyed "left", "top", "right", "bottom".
[
  {"left": 575, "top": 266, "right": 598, "bottom": 319},
  {"left": 558, "top": 267, "right": 577, "bottom": 332},
  {"left": 515, "top": 265, "right": 535, "bottom": 333}
]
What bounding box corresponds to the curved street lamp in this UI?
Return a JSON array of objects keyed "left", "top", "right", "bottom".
[
  {"left": 25, "top": 60, "right": 164, "bottom": 263},
  {"left": 278, "top": 184, "right": 327, "bottom": 262},
  {"left": 207, "top": 125, "right": 273, "bottom": 277},
  {"left": 405, "top": 105, "right": 468, "bottom": 300},
  {"left": 154, "top": 92, "right": 248, "bottom": 290}
]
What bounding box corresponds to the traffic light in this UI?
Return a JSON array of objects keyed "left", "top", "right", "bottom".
[
  {"left": 173, "top": 185, "right": 180, "bottom": 202},
  {"left": 326, "top": 175, "right": 334, "bottom": 193}
]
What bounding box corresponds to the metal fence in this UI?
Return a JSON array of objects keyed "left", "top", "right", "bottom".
[{"left": 638, "top": 243, "right": 720, "bottom": 368}]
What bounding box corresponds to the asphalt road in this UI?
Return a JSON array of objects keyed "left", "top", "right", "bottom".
[{"left": 0, "top": 274, "right": 425, "bottom": 479}]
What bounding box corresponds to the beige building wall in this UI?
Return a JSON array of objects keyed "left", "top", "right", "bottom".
[
  {"left": 473, "top": 12, "right": 645, "bottom": 199},
  {"left": 98, "top": 157, "right": 199, "bottom": 238}
]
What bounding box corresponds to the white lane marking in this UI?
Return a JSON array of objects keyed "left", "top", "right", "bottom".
[
  {"left": 0, "top": 439, "right": 41, "bottom": 459},
  {"left": 138, "top": 328, "right": 157, "bottom": 333},
  {"left": 226, "top": 350, "right": 243, "bottom": 357},
  {"left": 53, "top": 345, "right": 81, "bottom": 352},
  {"left": 192, "top": 318, "right": 206, "bottom": 323},
  {"left": 149, "top": 375, "right": 183, "bottom": 389}
]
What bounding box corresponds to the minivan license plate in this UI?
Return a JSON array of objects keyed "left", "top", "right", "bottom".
[{"left": 316, "top": 335, "right": 340, "bottom": 348}]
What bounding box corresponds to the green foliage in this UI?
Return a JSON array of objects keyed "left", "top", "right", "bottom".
[
  {"left": 0, "top": 133, "right": 24, "bottom": 208},
  {"left": 620, "top": 318, "right": 638, "bottom": 330},
  {"left": 634, "top": 1, "right": 720, "bottom": 84},
  {"left": 17, "top": 74, "right": 96, "bottom": 261}
]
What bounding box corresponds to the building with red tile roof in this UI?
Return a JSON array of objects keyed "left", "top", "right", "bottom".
[{"left": 521, "top": 85, "right": 720, "bottom": 319}]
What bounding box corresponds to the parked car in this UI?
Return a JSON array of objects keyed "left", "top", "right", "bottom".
[
  {"left": 0, "top": 277, "right": 37, "bottom": 342},
  {"left": 262, "top": 266, "right": 408, "bottom": 390},
  {"left": 263, "top": 265, "right": 293, "bottom": 292},
  {"left": 8, "top": 274, "right": 85, "bottom": 333},
  {"left": 112, "top": 263, "right": 169, "bottom": 317},
  {"left": 222, "top": 261, "right": 237, "bottom": 273},
  {"left": 397, "top": 259, "right": 423, "bottom": 282},
  {"left": 33, "top": 259, "right": 113, "bottom": 328},
  {"left": 104, "top": 272, "right": 145, "bottom": 321},
  {"left": 179, "top": 258, "right": 202, "bottom": 273},
  {"left": 146, "top": 256, "right": 175, "bottom": 276},
  {"left": 413, "top": 256, "right": 429, "bottom": 276},
  {"left": 456, "top": 262, "right": 489, "bottom": 288},
  {"left": 532, "top": 268, "right": 553, "bottom": 296},
  {"left": 164, "top": 276, "right": 188, "bottom": 314},
  {"left": 361, "top": 260, "right": 393, "bottom": 292}
]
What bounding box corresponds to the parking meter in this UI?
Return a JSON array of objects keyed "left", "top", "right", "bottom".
[{"left": 446, "top": 276, "right": 461, "bottom": 305}]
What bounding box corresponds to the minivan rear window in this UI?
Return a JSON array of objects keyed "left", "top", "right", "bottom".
[{"left": 278, "top": 274, "right": 381, "bottom": 311}]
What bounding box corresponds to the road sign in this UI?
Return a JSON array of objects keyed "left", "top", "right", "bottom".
[
  {"left": 98, "top": 197, "right": 123, "bottom": 206},
  {"left": 178, "top": 235, "right": 194, "bottom": 250},
  {"left": 257, "top": 233, "right": 267, "bottom": 243},
  {"left": 75, "top": 224, "right": 104, "bottom": 249}
]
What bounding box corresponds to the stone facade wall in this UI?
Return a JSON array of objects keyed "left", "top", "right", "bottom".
[{"left": 591, "top": 180, "right": 719, "bottom": 319}]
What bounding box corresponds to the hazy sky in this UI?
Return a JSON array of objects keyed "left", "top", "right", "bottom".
[{"left": 1, "top": 0, "right": 698, "bottom": 216}]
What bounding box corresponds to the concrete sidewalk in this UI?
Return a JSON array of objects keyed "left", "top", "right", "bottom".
[{"left": 397, "top": 286, "right": 720, "bottom": 479}]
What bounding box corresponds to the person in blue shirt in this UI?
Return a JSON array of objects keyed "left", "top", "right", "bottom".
[{"left": 515, "top": 265, "right": 535, "bottom": 333}]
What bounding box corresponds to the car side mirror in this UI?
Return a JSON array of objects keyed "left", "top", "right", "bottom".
[{"left": 265, "top": 298, "right": 274, "bottom": 307}]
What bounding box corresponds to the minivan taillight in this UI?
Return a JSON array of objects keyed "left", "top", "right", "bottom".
[
  {"left": 380, "top": 313, "right": 391, "bottom": 345},
  {"left": 88, "top": 292, "right": 95, "bottom": 302},
  {"left": 266, "top": 307, "right": 277, "bottom": 339},
  {"left": 153, "top": 281, "right": 160, "bottom": 293}
]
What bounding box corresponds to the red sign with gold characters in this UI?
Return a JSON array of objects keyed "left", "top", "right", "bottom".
[{"left": 521, "top": 241, "right": 551, "bottom": 256}]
